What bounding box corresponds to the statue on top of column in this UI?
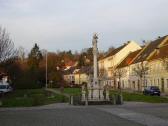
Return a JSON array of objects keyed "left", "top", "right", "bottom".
[{"left": 92, "top": 33, "right": 98, "bottom": 45}]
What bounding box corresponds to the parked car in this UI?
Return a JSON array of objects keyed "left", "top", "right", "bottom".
[
  {"left": 0, "top": 84, "right": 13, "bottom": 94},
  {"left": 143, "top": 86, "right": 160, "bottom": 96}
]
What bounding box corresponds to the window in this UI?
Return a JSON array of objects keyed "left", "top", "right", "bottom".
[
  {"left": 109, "top": 81, "right": 111, "bottom": 86},
  {"left": 145, "top": 80, "right": 148, "bottom": 87},
  {"left": 0, "top": 85, "right": 7, "bottom": 89},
  {"left": 158, "top": 79, "right": 160, "bottom": 86},
  {"left": 151, "top": 86, "right": 159, "bottom": 90},
  {"left": 132, "top": 81, "right": 135, "bottom": 89},
  {"left": 150, "top": 80, "right": 153, "bottom": 86},
  {"left": 154, "top": 79, "right": 156, "bottom": 85},
  {"left": 72, "top": 76, "right": 74, "bottom": 80},
  {"left": 122, "top": 80, "right": 124, "bottom": 88}
]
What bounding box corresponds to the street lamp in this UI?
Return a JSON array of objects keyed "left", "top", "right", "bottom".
[{"left": 46, "top": 50, "right": 48, "bottom": 88}]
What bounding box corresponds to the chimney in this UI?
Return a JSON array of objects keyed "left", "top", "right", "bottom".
[{"left": 155, "top": 47, "right": 160, "bottom": 55}]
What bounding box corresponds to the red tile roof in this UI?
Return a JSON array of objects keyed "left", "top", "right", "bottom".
[
  {"left": 117, "top": 49, "right": 142, "bottom": 68},
  {"left": 65, "top": 61, "right": 76, "bottom": 67}
]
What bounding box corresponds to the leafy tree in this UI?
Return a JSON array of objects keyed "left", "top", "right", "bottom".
[
  {"left": 0, "top": 57, "right": 40, "bottom": 89},
  {"left": 78, "top": 54, "right": 85, "bottom": 67},
  {"left": 0, "top": 57, "right": 20, "bottom": 83},
  {"left": 46, "top": 52, "right": 63, "bottom": 87},
  {"left": 78, "top": 48, "right": 93, "bottom": 67}
]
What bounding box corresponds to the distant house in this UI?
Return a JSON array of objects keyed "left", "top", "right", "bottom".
[
  {"left": 73, "top": 66, "right": 93, "bottom": 85},
  {"left": 64, "top": 61, "right": 77, "bottom": 70},
  {"left": 63, "top": 65, "right": 93, "bottom": 86},
  {"left": 98, "top": 41, "right": 141, "bottom": 88},
  {"left": 146, "top": 36, "right": 168, "bottom": 93},
  {"left": 63, "top": 60, "right": 78, "bottom": 84},
  {"left": 63, "top": 67, "right": 76, "bottom": 85},
  {"left": 0, "top": 73, "right": 9, "bottom": 85}
]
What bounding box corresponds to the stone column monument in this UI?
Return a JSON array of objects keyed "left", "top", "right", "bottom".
[
  {"left": 93, "top": 34, "right": 98, "bottom": 84},
  {"left": 82, "top": 34, "right": 109, "bottom": 103}
]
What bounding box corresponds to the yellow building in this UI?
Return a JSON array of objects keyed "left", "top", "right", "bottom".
[
  {"left": 117, "top": 35, "right": 168, "bottom": 94},
  {"left": 73, "top": 67, "right": 93, "bottom": 85},
  {"left": 147, "top": 41, "right": 168, "bottom": 93},
  {"left": 63, "top": 66, "right": 93, "bottom": 85}
]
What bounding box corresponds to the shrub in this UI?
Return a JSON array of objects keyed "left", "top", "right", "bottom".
[{"left": 32, "top": 94, "right": 45, "bottom": 106}]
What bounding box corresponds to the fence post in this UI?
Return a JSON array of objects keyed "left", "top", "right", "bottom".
[{"left": 70, "top": 95, "right": 73, "bottom": 105}]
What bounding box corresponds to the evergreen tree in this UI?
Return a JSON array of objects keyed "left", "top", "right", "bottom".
[
  {"left": 28, "top": 43, "right": 43, "bottom": 70},
  {"left": 27, "top": 43, "right": 43, "bottom": 88}
]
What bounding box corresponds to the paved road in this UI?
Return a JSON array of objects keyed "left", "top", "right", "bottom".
[
  {"left": 0, "top": 102, "right": 168, "bottom": 126},
  {"left": 95, "top": 102, "right": 168, "bottom": 126},
  {"left": 114, "top": 102, "right": 168, "bottom": 119},
  {"left": 0, "top": 106, "right": 143, "bottom": 126},
  {"left": 120, "top": 102, "right": 168, "bottom": 120}
]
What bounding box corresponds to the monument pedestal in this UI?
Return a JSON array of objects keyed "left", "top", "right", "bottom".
[
  {"left": 82, "top": 80, "right": 110, "bottom": 102},
  {"left": 81, "top": 33, "right": 110, "bottom": 105}
]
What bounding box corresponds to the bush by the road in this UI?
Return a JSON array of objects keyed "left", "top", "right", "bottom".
[
  {"left": 0, "top": 89, "right": 69, "bottom": 107},
  {"left": 110, "top": 90, "right": 168, "bottom": 103}
]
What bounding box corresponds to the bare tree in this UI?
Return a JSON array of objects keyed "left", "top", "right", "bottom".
[
  {"left": 133, "top": 62, "right": 149, "bottom": 90},
  {"left": 0, "top": 26, "right": 16, "bottom": 62},
  {"left": 18, "top": 46, "right": 26, "bottom": 61},
  {"left": 99, "top": 68, "right": 105, "bottom": 77},
  {"left": 114, "top": 68, "right": 127, "bottom": 91},
  {"left": 108, "top": 46, "right": 115, "bottom": 53}
]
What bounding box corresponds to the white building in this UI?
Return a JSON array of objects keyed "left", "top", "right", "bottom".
[{"left": 98, "top": 41, "right": 141, "bottom": 88}]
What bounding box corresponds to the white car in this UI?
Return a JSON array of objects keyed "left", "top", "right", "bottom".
[{"left": 0, "top": 84, "right": 13, "bottom": 94}]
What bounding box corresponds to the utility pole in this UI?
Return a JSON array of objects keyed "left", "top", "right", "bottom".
[{"left": 46, "top": 51, "right": 48, "bottom": 88}]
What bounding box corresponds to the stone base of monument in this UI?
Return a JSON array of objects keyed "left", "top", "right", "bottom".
[
  {"left": 69, "top": 96, "right": 123, "bottom": 105},
  {"left": 80, "top": 86, "right": 113, "bottom": 105},
  {"left": 81, "top": 100, "right": 112, "bottom": 105},
  {"left": 69, "top": 94, "right": 123, "bottom": 105}
]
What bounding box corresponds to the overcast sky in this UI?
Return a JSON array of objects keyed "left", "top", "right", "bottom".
[{"left": 0, "top": 0, "right": 168, "bottom": 52}]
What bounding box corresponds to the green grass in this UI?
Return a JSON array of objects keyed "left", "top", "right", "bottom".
[
  {"left": 59, "top": 88, "right": 81, "bottom": 96},
  {"left": 110, "top": 90, "right": 168, "bottom": 103},
  {"left": 0, "top": 89, "right": 69, "bottom": 107}
]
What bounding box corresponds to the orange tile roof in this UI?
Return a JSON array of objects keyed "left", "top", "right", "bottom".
[
  {"left": 65, "top": 61, "right": 76, "bottom": 67},
  {"left": 117, "top": 49, "right": 142, "bottom": 68}
]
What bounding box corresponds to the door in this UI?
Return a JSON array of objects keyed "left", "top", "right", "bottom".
[
  {"left": 132, "top": 81, "right": 135, "bottom": 90},
  {"left": 161, "top": 78, "right": 164, "bottom": 92},
  {"left": 138, "top": 80, "right": 140, "bottom": 91}
]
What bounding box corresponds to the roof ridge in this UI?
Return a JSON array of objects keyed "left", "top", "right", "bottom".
[
  {"left": 131, "top": 42, "right": 150, "bottom": 64},
  {"left": 100, "top": 42, "right": 129, "bottom": 60},
  {"left": 147, "top": 35, "right": 168, "bottom": 60}
]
